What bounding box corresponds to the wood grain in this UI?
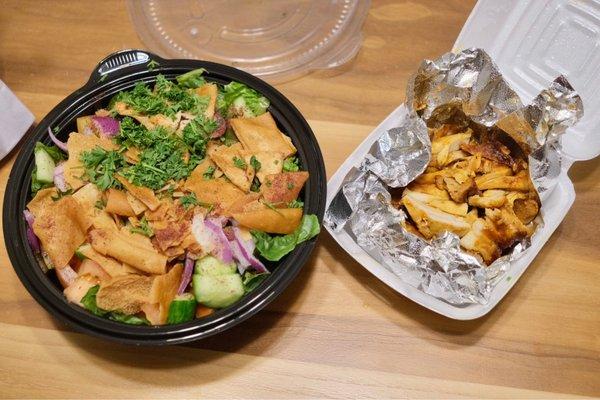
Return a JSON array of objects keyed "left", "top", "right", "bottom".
[{"left": 1, "top": 1, "right": 599, "bottom": 398}]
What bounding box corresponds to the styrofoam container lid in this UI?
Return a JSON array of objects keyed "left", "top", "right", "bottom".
[
  {"left": 127, "top": 0, "right": 370, "bottom": 83},
  {"left": 454, "top": 0, "right": 600, "bottom": 162}
]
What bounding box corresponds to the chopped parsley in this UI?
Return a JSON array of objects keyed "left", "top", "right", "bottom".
[
  {"left": 110, "top": 75, "right": 209, "bottom": 117},
  {"left": 130, "top": 217, "right": 154, "bottom": 237},
  {"left": 182, "top": 115, "right": 216, "bottom": 157},
  {"left": 287, "top": 182, "right": 295, "bottom": 190},
  {"left": 203, "top": 165, "right": 216, "bottom": 180},
  {"left": 80, "top": 147, "right": 126, "bottom": 191},
  {"left": 250, "top": 177, "right": 261, "bottom": 192},
  {"left": 250, "top": 155, "right": 261, "bottom": 172},
  {"left": 147, "top": 60, "right": 160, "bottom": 71},
  {"left": 179, "top": 192, "right": 213, "bottom": 211},
  {"left": 233, "top": 156, "right": 247, "bottom": 169},
  {"left": 283, "top": 157, "right": 299, "bottom": 172}
]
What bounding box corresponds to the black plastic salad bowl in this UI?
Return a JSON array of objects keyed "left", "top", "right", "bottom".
[{"left": 3, "top": 50, "right": 326, "bottom": 345}]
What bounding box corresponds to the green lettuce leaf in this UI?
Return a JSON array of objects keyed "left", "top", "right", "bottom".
[
  {"left": 219, "top": 82, "right": 269, "bottom": 118},
  {"left": 242, "top": 271, "right": 269, "bottom": 294},
  {"left": 251, "top": 214, "right": 320, "bottom": 262}
]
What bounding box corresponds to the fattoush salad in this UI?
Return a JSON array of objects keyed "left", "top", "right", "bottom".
[{"left": 24, "top": 69, "right": 319, "bottom": 325}]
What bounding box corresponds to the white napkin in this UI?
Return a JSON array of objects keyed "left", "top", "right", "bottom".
[{"left": 0, "top": 80, "right": 35, "bottom": 160}]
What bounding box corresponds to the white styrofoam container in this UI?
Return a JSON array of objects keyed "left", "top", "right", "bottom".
[{"left": 325, "top": 0, "right": 600, "bottom": 319}]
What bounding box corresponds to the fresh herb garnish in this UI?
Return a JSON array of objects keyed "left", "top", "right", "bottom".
[
  {"left": 95, "top": 199, "right": 106, "bottom": 209},
  {"left": 203, "top": 165, "right": 216, "bottom": 180},
  {"left": 283, "top": 157, "right": 299, "bottom": 172},
  {"left": 182, "top": 115, "right": 216, "bottom": 157},
  {"left": 179, "top": 192, "right": 213, "bottom": 211},
  {"left": 287, "top": 182, "right": 295, "bottom": 190},
  {"left": 250, "top": 155, "right": 261, "bottom": 172},
  {"left": 147, "top": 60, "right": 160, "bottom": 71},
  {"left": 220, "top": 127, "right": 238, "bottom": 146},
  {"left": 250, "top": 177, "right": 260, "bottom": 192},
  {"left": 130, "top": 216, "right": 154, "bottom": 237},
  {"left": 80, "top": 147, "right": 125, "bottom": 191},
  {"left": 233, "top": 156, "right": 247, "bottom": 169}
]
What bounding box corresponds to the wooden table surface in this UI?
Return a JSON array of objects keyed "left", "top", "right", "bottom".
[{"left": 1, "top": 1, "right": 599, "bottom": 398}]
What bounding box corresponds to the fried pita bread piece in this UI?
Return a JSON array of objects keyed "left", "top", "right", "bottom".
[
  {"left": 229, "top": 112, "right": 296, "bottom": 157},
  {"left": 244, "top": 151, "right": 284, "bottom": 183},
  {"left": 77, "top": 244, "right": 139, "bottom": 277},
  {"left": 89, "top": 227, "right": 167, "bottom": 275},
  {"left": 28, "top": 193, "right": 91, "bottom": 268},
  {"left": 149, "top": 264, "right": 183, "bottom": 324},
  {"left": 195, "top": 83, "right": 218, "bottom": 118},
  {"left": 116, "top": 175, "right": 161, "bottom": 211},
  {"left": 105, "top": 189, "right": 136, "bottom": 217},
  {"left": 207, "top": 142, "right": 255, "bottom": 192},
  {"left": 64, "top": 132, "right": 118, "bottom": 190},
  {"left": 96, "top": 274, "right": 154, "bottom": 314},
  {"left": 184, "top": 160, "right": 246, "bottom": 210},
  {"left": 261, "top": 171, "right": 308, "bottom": 204},
  {"left": 233, "top": 208, "right": 303, "bottom": 234},
  {"left": 72, "top": 183, "right": 102, "bottom": 221}
]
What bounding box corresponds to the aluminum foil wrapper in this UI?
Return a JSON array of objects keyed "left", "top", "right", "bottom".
[{"left": 325, "top": 48, "right": 583, "bottom": 305}]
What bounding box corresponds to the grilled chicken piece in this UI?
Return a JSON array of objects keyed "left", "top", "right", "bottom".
[
  {"left": 442, "top": 176, "right": 477, "bottom": 203},
  {"left": 484, "top": 207, "right": 533, "bottom": 249},
  {"left": 460, "top": 218, "right": 500, "bottom": 264},
  {"left": 403, "top": 189, "right": 468, "bottom": 215},
  {"left": 407, "top": 183, "right": 450, "bottom": 200},
  {"left": 431, "top": 132, "right": 472, "bottom": 168},
  {"left": 512, "top": 198, "right": 539, "bottom": 224},
  {"left": 475, "top": 170, "right": 532, "bottom": 191},
  {"left": 429, "top": 124, "right": 470, "bottom": 140},
  {"left": 401, "top": 192, "right": 471, "bottom": 239},
  {"left": 461, "top": 140, "right": 514, "bottom": 166},
  {"left": 468, "top": 190, "right": 506, "bottom": 208}
]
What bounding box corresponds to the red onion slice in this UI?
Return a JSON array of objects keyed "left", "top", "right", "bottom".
[
  {"left": 231, "top": 227, "right": 268, "bottom": 274},
  {"left": 47, "top": 127, "right": 68, "bottom": 152},
  {"left": 92, "top": 116, "right": 120, "bottom": 138},
  {"left": 53, "top": 162, "right": 68, "bottom": 192},
  {"left": 177, "top": 253, "right": 194, "bottom": 295},
  {"left": 204, "top": 218, "right": 234, "bottom": 264},
  {"left": 23, "top": 210, "right": 40, "bottom": 253}
]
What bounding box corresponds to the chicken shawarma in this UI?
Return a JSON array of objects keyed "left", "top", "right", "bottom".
[{"left": 395, "top": 123, "right": 540, "bottom": 264}]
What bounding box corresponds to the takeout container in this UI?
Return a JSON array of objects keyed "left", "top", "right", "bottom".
[
  {"left": 325, "top": 0, "right": 600, "bottom": 319},
  {"left": 3, "top": 50, "right": 326, "bottom": 345}
]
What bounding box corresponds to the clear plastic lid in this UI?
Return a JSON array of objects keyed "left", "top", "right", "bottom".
[{"left": 127, "top": 0, "right": 370, "bottom": 83}]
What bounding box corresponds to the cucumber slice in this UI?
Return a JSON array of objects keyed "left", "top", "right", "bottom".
[
  {"left": 34, "top": 147, "right": 56, "bottom": 184},
  {"left": 193, "top": 274, "right": 244, "bottom": 309},
  {"left": 167, "top": 293, "right": 196, "bottom": 324},
  {"left": 194, "top": 255, "right": 236, "bottom": 276}
]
